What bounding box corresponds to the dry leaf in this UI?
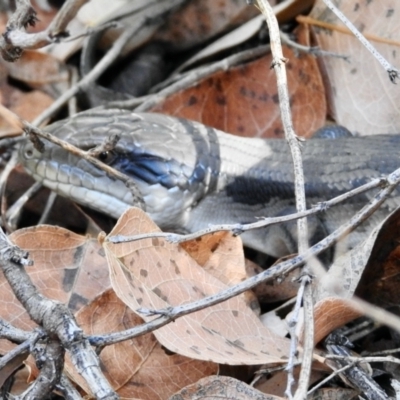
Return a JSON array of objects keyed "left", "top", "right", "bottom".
[
  {"left": 170, "top": 375, "right": 284, "bottom": 400},
  {"left": 310, "top": 208, "right": 400, "bottom": 344},
  {"left": 1, "top": 50, "right": 69, "bottom": 86},
  {"left": 104, "top": 207, "right": 290, "bottom": 365},
  {"left": 0, "top": 226, "right": 110, "bottom": 353},
  {"left": 309, "top": 1, "right": 400, "bottom": 134},
  {"left": 151, "top": 27, "right": 326, "bottom": 138},
  {"left": 71, "top": 289, "right": 217, "bottom": 400}
]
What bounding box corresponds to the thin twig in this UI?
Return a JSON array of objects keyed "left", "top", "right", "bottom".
[
  {"left": 32, "top": 21, "right": 147, "bottom": 126},
  {"left": 307, "top": 361, "right": 356, "bottom": 395},
  {"left": 297, "top": 15, "right": 400, "bottom": 48},
  {"left": 108, "top": 177, "right": 386, "bottom": 244},
  {"left": 256, "top": 2, "right": 315, "bottom": 395},
  {"left": 280, "top": 31, "right": 349, "bottom": 60},
  {"left": 0, "top": 0, "right": 90, "bottom": 61},
  {"left": 320, "top": 0, "right": 399, "bottom": 83}
]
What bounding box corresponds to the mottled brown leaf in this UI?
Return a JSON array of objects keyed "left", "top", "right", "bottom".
[
  {"left": 170, "top": 375, "right": 284, "bottom": 400},
  {"left": 309, "top": 1, "right": 400, "bottom": 134},
  {"left": 71, "top": 289, "right": 217, "bottom": 400},
  {"left": 0, "top": 226, "right": 110, "bottom": 352},
  {"left": 105, "top": 207, "right": 290, "bottom": 365},
  {"left": 151, "top": 28, "right": 326, "bottom": 138}
]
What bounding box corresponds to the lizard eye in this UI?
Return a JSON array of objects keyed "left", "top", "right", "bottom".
[
  {"left": 24, "top": 148, "right": 34, "bottom": 159},
  {"left": 98, "top": 151, "right": 114, "bottom": 163}
]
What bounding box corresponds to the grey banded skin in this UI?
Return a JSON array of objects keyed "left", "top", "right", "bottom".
[{"left": 18, "top": 109, "right": 400, "bottom": 258}]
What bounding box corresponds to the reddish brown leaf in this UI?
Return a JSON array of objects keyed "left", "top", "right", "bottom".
[
  {"left": 104, "top": 207, "right": 290, "bottom": 365},
  {"left": 71, "top": 289, "right": 217, "bottom": 400},
  {"left": 311, "top": 297, "right": 362, "bottom": 345},
  {"left": 151, "top": 28, "right": 326, "bottom": 138}
]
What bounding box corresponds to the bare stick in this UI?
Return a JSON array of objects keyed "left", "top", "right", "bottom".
[
  {"left": 297, "top": 15, "right": 400, "bottom": 47},
  {"left": 0, "top": 0, "right": 90, "bottom": 61},
  {"left": 108, "top": 177, "right": 385, "bottom": 244},
  {"left": 32, "top": 21, "right": 145, "bottom": 126},
  {"left": 321, "top": 0, "right": 399, "bottom": 83},
  {"left": 254, "top": 1, "right": 312, "bottom": 396},
  {"left": 0, "top": 230, "right": 118, "bottom": 399}
]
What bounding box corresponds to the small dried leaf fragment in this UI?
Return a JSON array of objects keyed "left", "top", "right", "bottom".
[
  {"left": 104, "top": 207, "right": 290, "bottom": 365},
  {"left": 170, "top": 375, "right": 284, "bottom": 400},
  {"left": 0, "top": 73, "right": 53, "bottom": 135},
  {"left": 1, "top": 50, "right": 69, "bottom": 86},
  {"left": 71, "top": 289, "right": 217, "bottom": 399},
  {"left": 254, "top": 367, "right": 325, "bottom": 398},
  {"left": 151, "top": 28, "right": 326, "bottom": 138},
  {"left": 309, "top": 1, "right": 400, "bottom": 134}
]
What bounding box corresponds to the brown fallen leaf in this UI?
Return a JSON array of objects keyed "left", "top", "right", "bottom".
[
  {"left": 1, "top": 50, "right": 69, "bottom": 87},
  {"left": 151, "top": 27, "right": 326, "bottom": 139},
  {"left": 308, "top": 1, "right": 400, "bottom": 134},
  {"left": 0, "top": 83, "right": 53, "bottom": 136},
  {"left": 0, "top": 226, "right": 110, "bottom": 353},
  {"left": 104, "top": 207, "right": 290, "bottom": 365},
  {"left": 71, "top": 289, "right": 217, "bottom": 400},
  {"left": 170, "top": 375, "right": 284, "bottom": 400}
]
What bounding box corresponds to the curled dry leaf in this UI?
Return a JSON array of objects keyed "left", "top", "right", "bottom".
[
  {"left": 0, "top": 226, "right": 110, "bottom": 353},
  {"left": 309, "top": 208, "right": 400, "bottom": 344},
  {"left": 71, "top": 289, "right": 217, "bottom": 400},
  {"left": 151, "top": 27, "right": 326, "bottom": 139},
  {"left": 104, "top": 207, "right": 290, "bottom": 365},
  {"left": 170, "top": 375, "right": 284, "bottom": 400},
  {"left": 309, "top": 1, "right": 400, "bottom": 134}
]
